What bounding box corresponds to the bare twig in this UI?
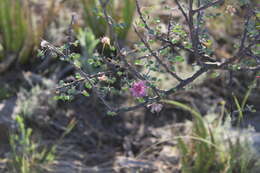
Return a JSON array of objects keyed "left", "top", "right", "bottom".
[
  {"left": 193, "top": 0, "right": 224, "bottom": 13},
  {"left": 65, "top": 14, "right": 76, "bottom": 56},
  {"left": 134, "top": 26, "right": 183, "bottom": 82},
  {"left": 167, "top": 14, "right": 173, "bottom": 40},
  {"left": 174, "top": 0, "right": 189, "bottom": 24},
  {"left": 135, "top": 0, "right": 152, "bottom": 32},
  {"left": 54, "top": 71, "right": 112, "bottom": 90},
  {"left": 115, "top": 67, "right": 207, "bottom": 113},
  {"left": 239, "top": 12, "right": 251, "bottom": 52},
  {"left": 136, "top": 45, "right": 170, "bottom": 60}
]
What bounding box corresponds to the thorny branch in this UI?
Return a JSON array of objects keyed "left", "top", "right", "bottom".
[
  {"left": 134, "top": 26, "right": 183, "bottom": 82},
  {"left": 193, "top": 0, "right": 224, "bottom": 13},
  {"left": 65, "top": 14, "right": 76, "bottom": 56},
  {"left": 174, "top": 0, "right": 189, "bottom": 25}
]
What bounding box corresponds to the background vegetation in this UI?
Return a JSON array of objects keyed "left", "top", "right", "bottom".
[{"left": 0, "top": 0, "right": 259, "bottom": 172}]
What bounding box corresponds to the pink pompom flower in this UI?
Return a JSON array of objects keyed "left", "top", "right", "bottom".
[
  {"left": 130, "top": 81, "right": 148, "bottom": 97},
  {"left": 148, "top": 103, "right": 163, "bottom": 113},
  {"left": 225, "top": 5, "right": 236, "bottom": 16},
  {"left": 98, "top": 74, "right": 107, "bottom": 81},
  {"left": 101, "top": 36, "right": 110, "bottom": 46}
]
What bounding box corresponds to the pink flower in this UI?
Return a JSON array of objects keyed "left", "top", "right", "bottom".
[
  {"left": 101, "top": 36, "right": 110, "bottom": 46},
  {"left": 98, "top": 74, "right": 107, "bottom": 81},
  {"left": 225, "top": 5, "right": 236, "bottom": 16},
  {"left": 148, "top": 103, "right": 163, "bottom": 113},
  {"left": 130, "top": 81, "right": 147, "bottom": 97}
]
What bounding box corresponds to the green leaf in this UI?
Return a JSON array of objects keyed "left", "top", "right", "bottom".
[
  {"left": 37, "top": 50, "right": 44, "bottom": 57},
  {"left": 175, "top": 56, "right": 184, "bottom": 62},
  {"left": 184, "top": 42, "right": 192, "bottom": 49},
  {"left": 87, "top": 58, "right": 94, "bottom": 64},
  {"left": 69, "top": 53, "right": 81, "bottom": 60},
  {"left": 75, "top": 73, "right": 82, "bottom": 79},
  {"left": 84, "top": 82, "right": 92, "bottom": 89},
  {"left": 67, "top": 87, "right": 76, "bottom": 95},
  {"left": 107, "top": 111, "right": 117, "bottom": 116},
  {"left": 122, "top": 86, "right": 129, "bottom": 91},
  {"left": 137, "top": 97, "right": 145, "bottom": 103},
  {"left": 117, "top": 71, "right": 123, "bottom": 76},
  {"left": 74, "top": 61, "right": 82, "bottom": 68},
  {"left": 82, "top": 90, "right": 90, "bottom": 97},
  {"left": 134, "top": 59, "right": 142, "bottom": 65},
  {"left": 210, "top": 72, "right": 220, "bottom": 78}
]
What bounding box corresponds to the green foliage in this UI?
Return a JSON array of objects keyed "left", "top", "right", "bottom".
[
  {"left": 43, "top": 0, "right": 259, "bottom": 117},
  {"left": 9, "top": 116, "right": 55, "bottom": 173},
  {"left": 78, "top": 28, "right": 99, "bottom": 58},
  {"left": 77, "top": 28, "right": 104, "bottom": 73},
  {"left": 0, "top": 0, "right": 32, "bottom": 63},
  {"left": 232, "top": 79, "right": 257, "bottom": 125},
  {"left": 0, "top": 0, "right": 56, "bottom": 65},
  {"left": 8, "top": 115, "right": 76, "bottom": 173},
  {"left": 80, "top": 0, "right": 135, "bottom": 41},
  {"left": 107, "top": 111, "right": 117, "bottom": 116},
  {"left": 118, "top": 0, "right": 136, "bottom": 39},
  {"left": 0, "top": 84, "right": 14, "bottom": 100},
  {"left": 162, "top": 100, "right": 259, "bottom": 173}
]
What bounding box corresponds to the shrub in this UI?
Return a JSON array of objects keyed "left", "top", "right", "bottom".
[
  {"left": 37, "top": 0, "right": 260, "bottom": 171},
  {"left": 41, "top": 0, "right": 259, "bottom": 115}
]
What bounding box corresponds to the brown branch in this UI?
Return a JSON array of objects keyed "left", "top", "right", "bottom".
[
  {"left": 193, "top": 0, "right": 224, "bottom": 13},
  {"left": 65, "top": 14, "right": 76, "bottom": 56},
  {"left": 134, "top": 26, "right": 183, "bottom": 82},
  {"left": 166, "top": 67, "right": 207, "bottom": 94},
  {"left": 174, "top": 0, "right": 189, "bottom": 24},
  {"left": 54, "top": 71, "right": 112, "bottom": 90},
  {"left": 239, "top": 12, "right": 251, "bottom": 52},
  {"left": 167, "top": 14, "right": 173, "bottom": 40},
  {"left": 135, "top": 45, "right": 170, "bottom": 60},
  {"left": 135, "top": 0, "right": 152, "bottom": 32},
  {"left": 115, "top": 67, "right": 208, "bottom": 113}
]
